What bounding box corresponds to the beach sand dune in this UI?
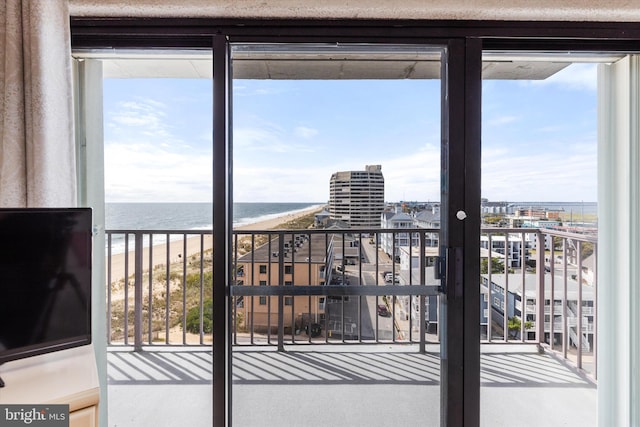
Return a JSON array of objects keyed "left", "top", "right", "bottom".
[{"left": 107, "top": 205, "right": 324, "bottom": 284}]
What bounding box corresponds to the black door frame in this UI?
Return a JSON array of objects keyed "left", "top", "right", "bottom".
[
  {"left": 440, "top": 37, "right": 482, "bottom": 427},
  {"left": 218, "top": 37, "right": 482, "bottom": 427},
  {"left": 212, "top": 34, "right": 233, "bottom": 427}
]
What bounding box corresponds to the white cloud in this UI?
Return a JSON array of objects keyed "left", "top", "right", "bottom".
[
  {"left": 234, "top": 126, "right": 283, "bottom": 150},
  {"left": 530, "top": 63, "right": 598, "bottom": 91},
  {"left": 233, "top": 85, "right": 288, "bottom": 97},
  {"left": 294, "top": 126, "right": 319, "bottom": 139},
  {"left": 234, "top": 165, "right": 331, "bottom": 202},
  {"left": 233, "top": 142, "right": 442, "bottom": 203},
  {"left": 234, "top": 123, "right": 316, "bottom": 153},
  {"left": 381, "top": 144, "right": 441, "bottom": 201},
  {"left": 486, "top": 115, "right": 520, "bottom": 127},
  {"left": 105, "top": 142, "right": 212, "bottom": 202},
  {"left": 482, "top": 144, "right": 597, "bottom": 202},
  {"left": 108, "top": 98, "right": 183, "bottom": 143},
  {"left": 104, "top": 97, "right": 212, "bottom": 202}
]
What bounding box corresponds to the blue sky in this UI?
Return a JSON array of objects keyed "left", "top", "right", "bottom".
[{"left": 103, "top": 62, "right": 598, "bottom": 203}]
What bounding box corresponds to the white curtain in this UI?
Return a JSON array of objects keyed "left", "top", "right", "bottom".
[{"left": 0, "top": 0, "right": 76, "bottom": 207}]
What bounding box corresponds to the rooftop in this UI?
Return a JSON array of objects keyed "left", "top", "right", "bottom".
[
  {"left": 482, "top": 273, "right": 596, "bottom": 301},
  {"left": 237, "top": 233, "right": 328, "bottom": 264}
]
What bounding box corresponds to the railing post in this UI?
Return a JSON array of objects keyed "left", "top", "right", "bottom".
[
  {"left": 277, "top": 232, "right": 285, "bottom": 352},
  {"left": 536, "top": 231, "right": 546, "bottom": 346},
  {"left": 576, "top": 240, "right": 583, "bottom": 369},
  {"left": 487, "top": 233, "right": 492, "bottom": 342},
  {"left": 548, "top": 233, "right": 555, "bottom": 348},
  {"left": 562, "top": 238, "right": 568, "bottom": 359},
  {"left": 107, "top": 232, "right": 113, "bottom": 345},
  {"left": 521, "top": 231, "right": 527, "bottom": 343},
  {"left": 419, "top": 230, "right": 426, "bottom": 354},
  {"left": 134, "top": 232, "right": 143, "bottom": 351},
  {"left": 593, "top": 242, "right": 598, "bottom": 380}
]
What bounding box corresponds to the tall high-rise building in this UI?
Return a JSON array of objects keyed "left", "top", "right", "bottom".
[{"left": 328, "top": 165, "right": 385, "bottom": 228}]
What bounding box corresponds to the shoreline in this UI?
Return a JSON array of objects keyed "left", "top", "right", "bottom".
[
  {"left": 107, "top": 205, "right": 325, "bottom": 283},
  {"left": 233, "top": 204, "right": 324, "bottom": 230}
]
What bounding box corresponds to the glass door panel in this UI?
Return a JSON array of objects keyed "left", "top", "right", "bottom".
[
  {"left": 479, "top": 51, "right": 604, "bottom": 426},
  {"left": 79, "top": 50, "right": 215, "bottom": 426},
  {"left": 230, "top": 43, "right": 443, "bottom": 427}
]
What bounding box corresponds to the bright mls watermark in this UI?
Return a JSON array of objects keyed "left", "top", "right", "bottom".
[{"left": 0, "top": 405, "right": 69, "bottom": 426}]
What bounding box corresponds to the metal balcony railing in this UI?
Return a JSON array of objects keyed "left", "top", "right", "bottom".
[{"left": 105, "top": 226, "right": 597, "bottom": 376}]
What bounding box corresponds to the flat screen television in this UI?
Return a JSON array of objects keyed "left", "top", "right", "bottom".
[{"left": 0, "top": 208, "right": 92, "bottom": 366}]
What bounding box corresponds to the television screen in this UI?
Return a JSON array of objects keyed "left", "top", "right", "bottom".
[{"left": 0, "top": 208, "right": 92, "bottom": 365}]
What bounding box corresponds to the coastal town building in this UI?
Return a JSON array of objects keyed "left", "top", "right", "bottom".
[
  {"left": 380, "top": 203, "right": 440, "bottom": 259},
  {"left": 328, "top": 234, "right": 361, "bottom": 268},
  {"left": 479, "top": 234, "right": 526, "bottom": 268},
  {"left": 413, "top": 205, "right": 440, "bottom": 247},
  {"left": 506, "top": 207, "right": 562, "bottom": 228},
  {"left": 380, "top": 209, "right": 418, "bottom": 260},
  {"left": 237, "top": 234, "right": 328, "bottom": 333},
  {"left": 481, "top": 273, "right": 595, "bottom": 351},
  {"left": 398, "top": 246, "right": 440, "bottom": 333},
  {"left": 313, "top": 208, "right": 330, "bottom": 227},
  {"left": 481, "top": 200, "right": 514, "bottom": 215},
  {"left": 328, "top": 165, "right": 385, "bottom": 228}
]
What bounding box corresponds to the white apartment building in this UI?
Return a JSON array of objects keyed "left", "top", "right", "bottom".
[
  {"left": 414, "top": 205, "right": 440, "bottom": 247},
  {"left": 479, "top": 234, "right": 526, "bottom": 268},
  {"left": 380, "top": 204, "right": 440, "bottom": 259},
  {"left": 481, "top": 273, "right": 595, "bottom": 352},
  {"left": 328, "top": 165, "right": 384, "bottom": 228},
  {"left": 380, "top": 210, "right": 417, "bottom": 258}
]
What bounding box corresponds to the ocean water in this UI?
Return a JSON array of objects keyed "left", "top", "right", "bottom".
[
  {"left": 105, "top": 202, "right": 325, "bottom": 254},
  {"left": 105, "top": 202, "right": 325, "bottom": 230},
  {"left": 105, "top": 201, "right": 595, "bottom": 231},
  {"left": 104, "top": 201, "right": 593, "bottom": 253},
  {"left": 511, "top": 201, "right": 597, "bottom": 216}
]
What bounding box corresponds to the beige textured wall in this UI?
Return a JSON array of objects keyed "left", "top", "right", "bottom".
[{"left": 68, "top": 0, "right": 640, "bottom": 22}]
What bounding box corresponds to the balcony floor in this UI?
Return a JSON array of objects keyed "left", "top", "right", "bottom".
[{"left": 107, "top": 344, "right": 596, "bottom": 427}]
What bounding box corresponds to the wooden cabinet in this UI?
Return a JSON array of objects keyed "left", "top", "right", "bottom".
[
  {"left": 52, "top": 388, "right": 100, "bottom": 427},
  {"left": 0, "top": 345, "right": 99, "bottom": 427},
  {"left": 70, "top": 406, "right": 98, "bottom": 427}
]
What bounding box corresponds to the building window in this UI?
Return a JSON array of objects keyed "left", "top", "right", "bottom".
[
  {"left": 259, "top": 265, "right": 267, "bottom": 274},
  {"left": 285, "top": 281, "right": 292, "bottom": 286},
  {"left": 285, "top": 265, "right": 293, "bottom": 274},
  {"left": 259, "top": 280, "right": 267, "bottom": 286},
  {"left": 259, "top": 296, "right": 267, "bottom": 305},
  {"left": 285, "top": 297, "right": 293, "bottom": 306}
]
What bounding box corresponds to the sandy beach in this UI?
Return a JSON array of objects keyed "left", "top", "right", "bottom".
[
  {"left": 107, "top": 233, "right": 214, "bottom": 285},
  {"left": 107, "top": 205, "right": 325, "bottom": 284},
  {"left": 233, "top": 204, "right": 324, "bottom": 231}
]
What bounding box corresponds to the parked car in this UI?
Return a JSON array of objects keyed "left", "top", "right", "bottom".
[
  {"left": 377, "top": 304, "right": 391, "bottom": 317},
  {"left": 385, "top": 273, "right": 400, "bottom": 283}
]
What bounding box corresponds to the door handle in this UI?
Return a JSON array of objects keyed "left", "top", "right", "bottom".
[{"left": 436, "top": 247, "right": 463, "bottom": 297}]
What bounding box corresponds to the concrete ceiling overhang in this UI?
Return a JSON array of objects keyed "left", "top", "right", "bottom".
[
  {"left": 68, "top": 0, "right": 640, "bottom": 22},
  {"left": 74, "top": 48, "right": 623, "bottom": 80}
]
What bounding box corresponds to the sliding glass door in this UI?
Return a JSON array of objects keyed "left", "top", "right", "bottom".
[{"left": 227, "top": 41, "right": 447, "bottom": 427}]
